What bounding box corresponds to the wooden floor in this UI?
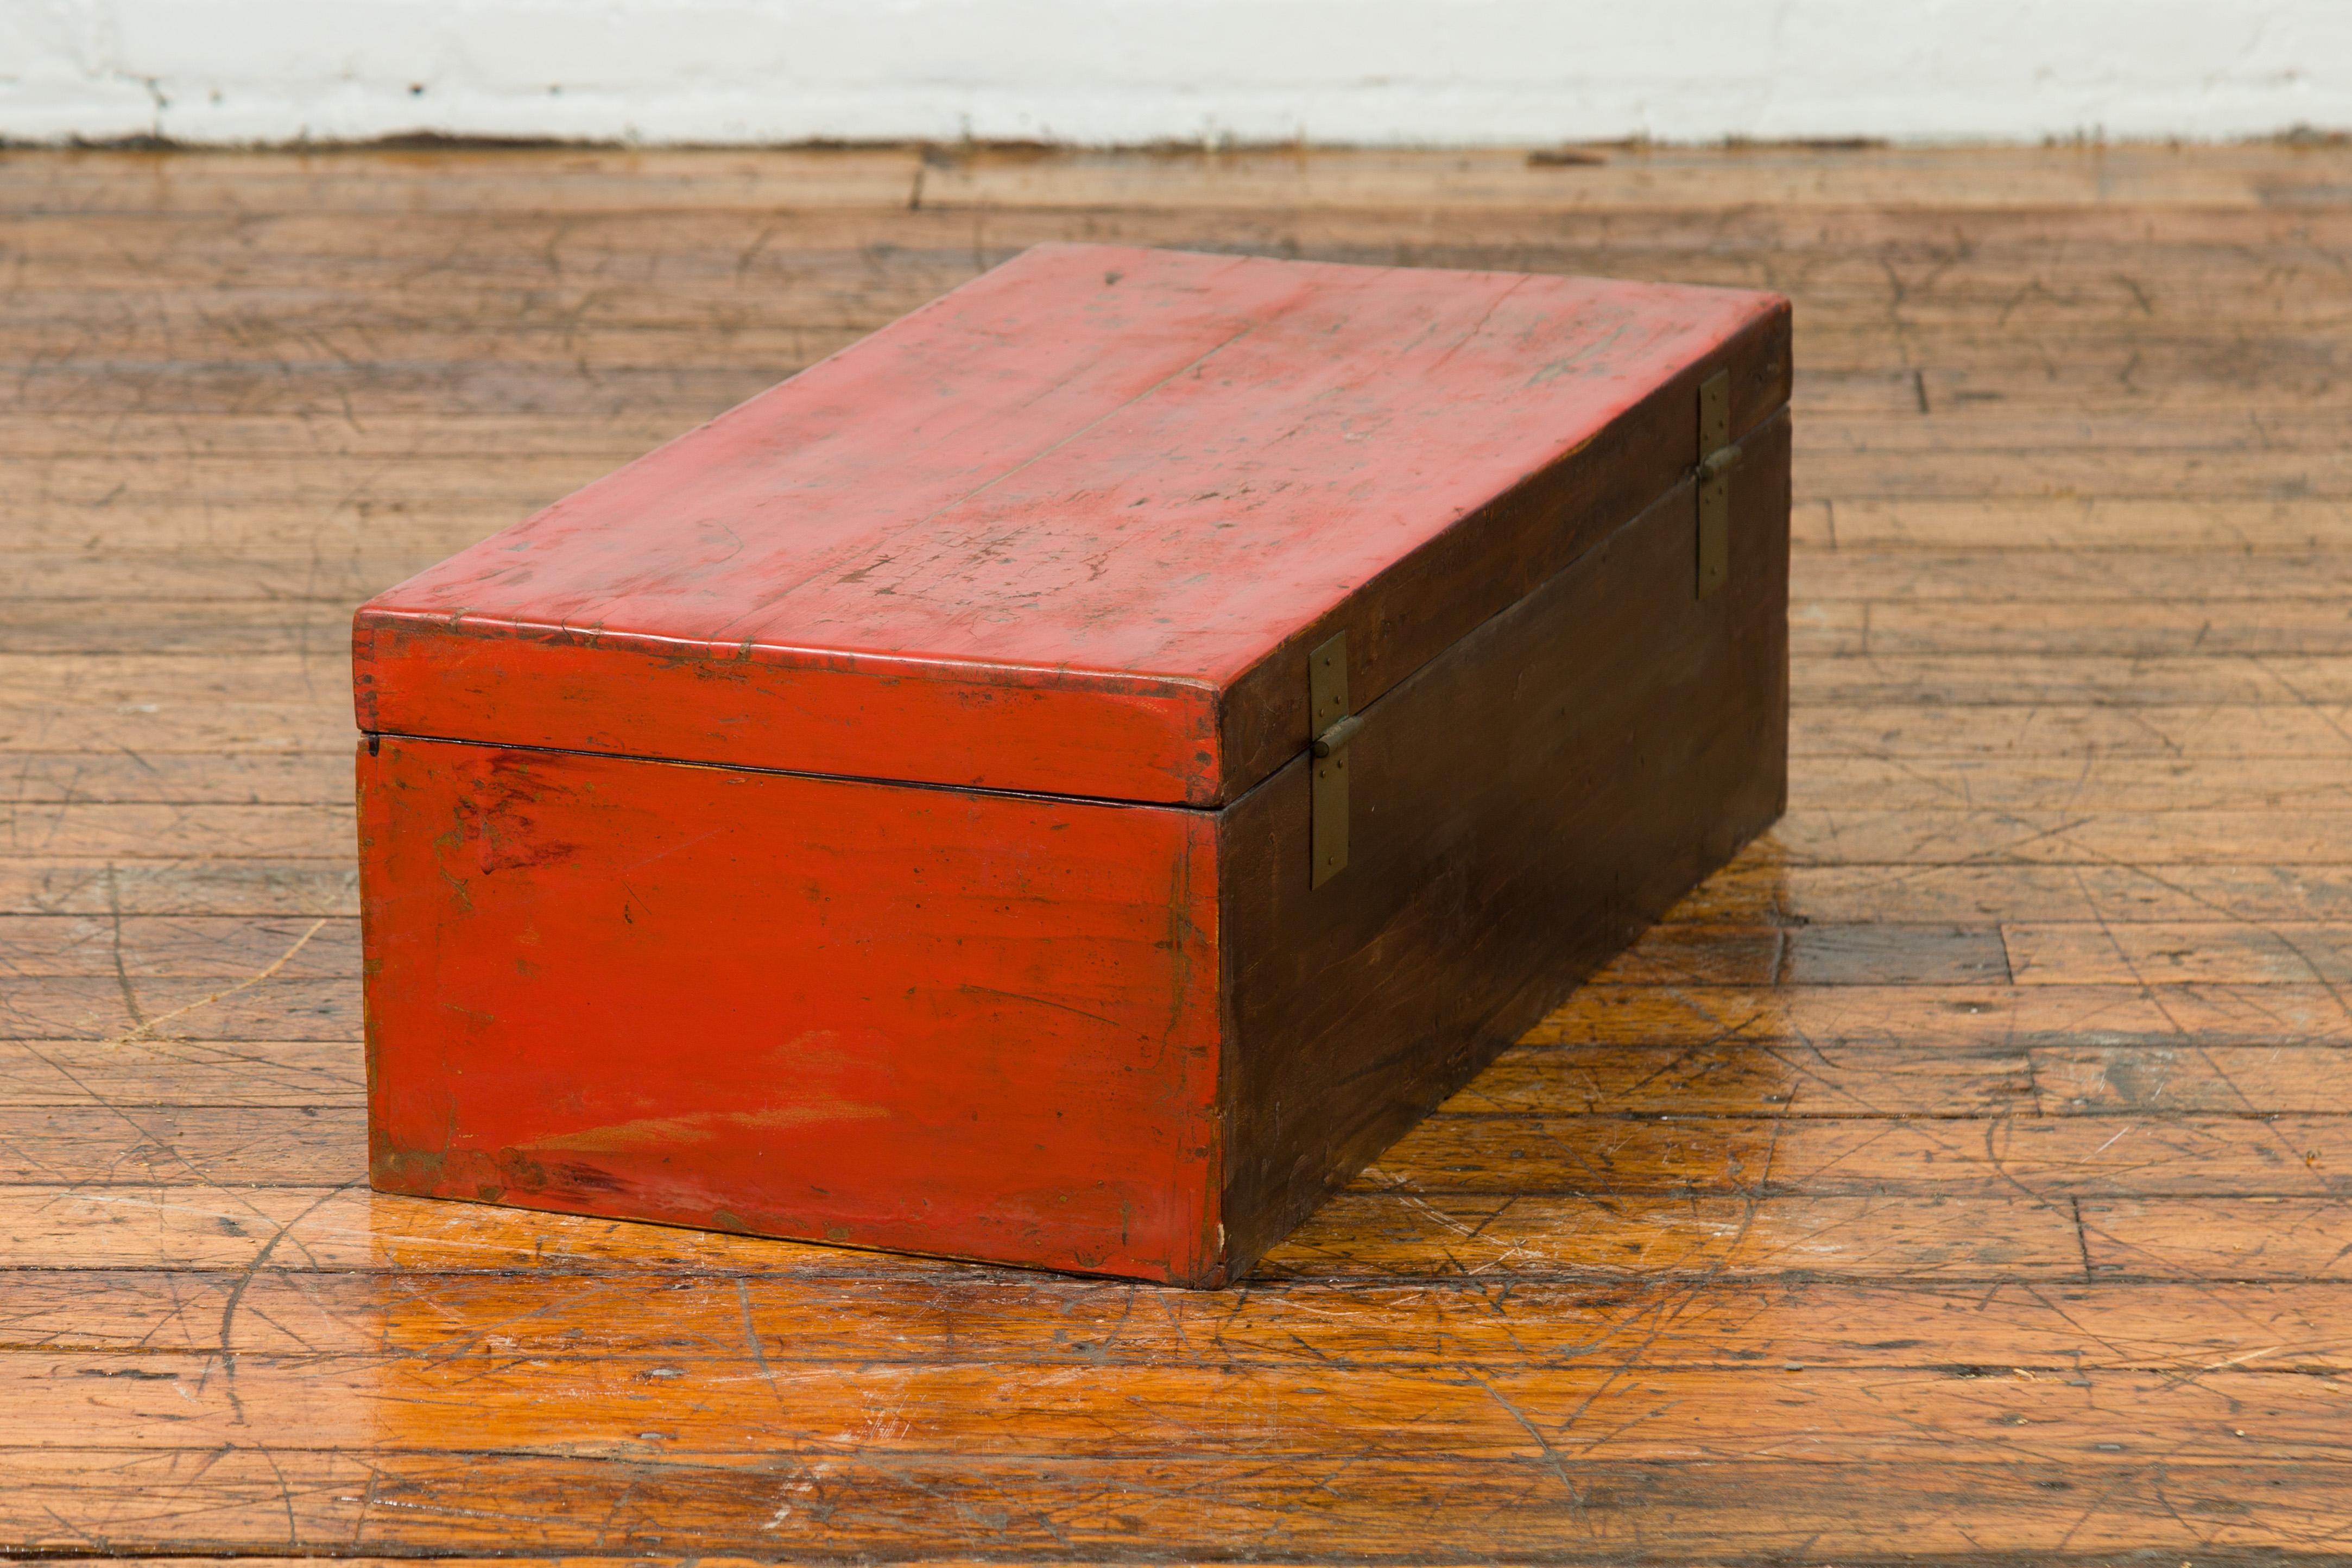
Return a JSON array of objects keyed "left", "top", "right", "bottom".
[{"left": 5, "top": 142, "right": 2352, "bottom": 1563}]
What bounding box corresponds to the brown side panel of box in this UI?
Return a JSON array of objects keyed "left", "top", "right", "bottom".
[{"left": 1214, "top": 408, "right": 1791, "bottom": 1273}]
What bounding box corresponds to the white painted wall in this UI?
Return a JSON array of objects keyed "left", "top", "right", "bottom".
[{"left": 6, "top": 0, "right": 2349, "bottom": 147}]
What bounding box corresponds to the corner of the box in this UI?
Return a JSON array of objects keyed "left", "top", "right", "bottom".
[
  {"left": 1166, "top": 1232, "right": 1236, "bottom": 1291},
  {"left": 1184, "top": 679, "right": 1232, "bottom": 808},
  {"left": 350, "top": 609, "right": 385, "bottom": 732},
  {"left": 365, "top": 1138, "right": 412, "bottom": 1196},
  {"left": 349, "top": 595, "right": 396, "bottom": 648}
]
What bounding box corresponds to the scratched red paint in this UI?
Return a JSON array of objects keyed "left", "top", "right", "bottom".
[
  {"left": 354, "top": 244, "right": 1787, "bottom": 1282},
  {"left": 361, "top": 737, "right": 1224, "bottom": 1281},
  {"left": 353, "top": 243, "right": 1780, "bottom": 804}
]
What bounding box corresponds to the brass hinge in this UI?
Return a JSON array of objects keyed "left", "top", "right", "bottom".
[
  {"left": 1697, "top": 369, "right": 1740, "bottom": 599},
  {"left": 1309, "top": 629, "right": 1357, "bottom": 888}
]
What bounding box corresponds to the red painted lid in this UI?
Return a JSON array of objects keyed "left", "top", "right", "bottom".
[{"left": 355, "top": 244, "right": 1787, "bottom": 805}]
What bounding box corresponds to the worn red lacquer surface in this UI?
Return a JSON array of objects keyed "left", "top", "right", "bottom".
[
  {"left": 361, "top": 737, "right": 1225, "bottom": 1281},
  {"left": 353, "top": 243, "right": 1781, "bottom": 804}
]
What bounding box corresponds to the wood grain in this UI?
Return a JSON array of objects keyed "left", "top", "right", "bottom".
[
  {"left": 12, "top": 1103, "right": 2352, "bottom": 1199},
  {"left": 5, "top": 1452, "right": 2349, "bottom": 1560},
  {"left": 3, "top": 140, "right": 2348, "bottom": 1563},
  {"left": 9, "top": 1269, "right": 2347, "bottom": 1369},
  {"left": 1222, "top": 432, "right": 1786, "bottom": 1266}
]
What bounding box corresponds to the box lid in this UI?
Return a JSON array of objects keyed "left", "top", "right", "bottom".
[{"left": 354, "top": 244, "right": 1788, "bottom": 806}]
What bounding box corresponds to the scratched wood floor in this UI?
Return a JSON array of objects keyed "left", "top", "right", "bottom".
[{"left": 4, "top": 142, "right": 2352, "bottom": 1563}]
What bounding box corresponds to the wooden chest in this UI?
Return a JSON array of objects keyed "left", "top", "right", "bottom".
[{"left": 353, "top": 244, "right": 1791, "bottom": 1286}]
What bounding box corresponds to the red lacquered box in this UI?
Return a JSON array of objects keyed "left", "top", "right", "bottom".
[{"left": 353, "top": 244, "right": 1790, "bottom": 1285}]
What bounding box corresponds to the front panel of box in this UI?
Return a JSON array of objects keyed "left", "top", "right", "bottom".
[{"left": 358, "top": 738, "right": 1223, "bottom": 1282}]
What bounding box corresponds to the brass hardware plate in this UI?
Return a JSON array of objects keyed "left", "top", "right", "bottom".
[
  {"left": 1309, "top": 630, "right": 1352, "bottom": 888},
  {"left": 1697, "top": 369, "right": 1732, "bottom": 599},
  {"left": 1311, "top": 749, "right": 1350, "bottom": 888},
  {"left": 1310, "top": 629, "right": 1349, "bottom": 735}
]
